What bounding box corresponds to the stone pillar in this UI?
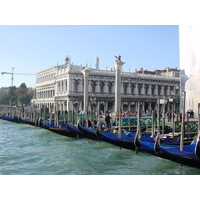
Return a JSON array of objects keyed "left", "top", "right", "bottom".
[
  {"left": 88, "top": 80, "right": 92, "bottom": 93},
  {"left": 96, "top": 81, "right": 100, "bottom": 93},
  {"left": 149, "top": 102, "right": 152, "bottom": 110},
  {"left": 161, "top": 85, "right": 165, "bottom": 96},
  {"left": 104, "top": 81, "right": 108, "bottom": 93},
  {"left": 63, "top": 80, "right": 66, "bottom": 92},
  {"left": 154, "top": 84, "right": 158, "bottom": 96},
  {"left": 142, "top": 102, "right": 145, "bottom": 113},
  {"left": 104, "top": 101, "right": 108, "bottom": 113},
  {"left": 167, "top": 85, "right": 170, "bottom": 96},
  {"left": 112, "top": 58, "right": 125, "bottom": 114},
  {"left": 141, "top": 83, "right": 145, "bottom": 95},
  {"left": 67, "top": 100, "right": 72, "bottom": 112},
  {"left": 81, "top": 68, "right": 91, "bottom": 113},
  {"left": 135, "top": 83, "right": 139, "bottom": 95},
  {"left": 128, "top": 102, "right": 131, "bottom": 111},
  {"left": 148, "top": 84, "right": 152, "bottom": 95},
  {"left": 127, "top": 83, "right": 131, "bottom": 94}
]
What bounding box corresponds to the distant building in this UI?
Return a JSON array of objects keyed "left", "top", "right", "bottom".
[
  {"left": 136, "top": 67, "right": 180, "bottom": 77},
  {"left": 0, "top": 87, "right": 9, "bottom": 95},
  {"left": 32, "top": 56, "right": 180, "bottom": 114}
]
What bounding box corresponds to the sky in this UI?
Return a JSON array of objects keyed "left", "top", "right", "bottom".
[{"left": 0, "top": 25, "right": 179, "bottom": 88}]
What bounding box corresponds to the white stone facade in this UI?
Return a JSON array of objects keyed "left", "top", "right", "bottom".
[
  {"left": 32, "top": 56, "right": 180, "bottom": 114},
  {"left": 179, "top": 25, "right": 200, "bottom": 116}
]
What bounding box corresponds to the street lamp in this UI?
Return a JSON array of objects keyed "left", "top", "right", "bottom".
[
  {"left": 171, "top": 85, "right": 180, "bottom": 121},
  {"left": 73, "top": 101, "right": 79, "bottom": 124},
  {"left": 90, "top": 96, "right": 96, "bottom": 124}
]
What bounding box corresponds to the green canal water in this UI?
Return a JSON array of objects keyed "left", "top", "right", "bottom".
[
  {"left": 1, "top": 119, "right": 199, "bottom": 199},
  {"left": 1, "top": 119, "right": 200, "bottom": 175}
]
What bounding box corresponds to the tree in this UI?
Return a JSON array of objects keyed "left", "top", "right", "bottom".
[
  {"left": 0, "top": 94, "right": 11, "bottom": 105},
  {"left": 0, "top": 83, "right": 31, "bottom": 106},
  {"left": 8, "top": 86, "right": 17, "bottom": 105},
  {"left": 19, "top": 83, "right": 27, "bottom": 89},
  {"left": 18, "top": 94, "right": 30, "bottom": 105}
]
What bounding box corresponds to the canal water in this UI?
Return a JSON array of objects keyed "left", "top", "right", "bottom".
[{"left": 1, "top": 119, "right": 200, "bottom": 175}]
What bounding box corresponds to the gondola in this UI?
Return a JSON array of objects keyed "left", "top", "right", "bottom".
[
  {"left": 113, "top": 125, "right": 146, "bottom": 133},
  {"left": 153, "top": 134, "right": 200, "bottom": 168},
  {"left": 96, "top": 127, "right": 152, "bottom": 150},
  {"left": 136, "top": 131, "right": 200, "bottom": 168},
  {"left": 77, "top": 123, "right": 99, "bottom": 140},
  {"left": 97, "top": 126, "right": 182, "bottom": 151},
  {"left": 0, "top": 115, "right": 21, "bottom": 123},
  {"left": 160, "top": 135, "right": 193, "bottom": 145},
  {"left": 20, "top": 118, "right": 38, "bottom": 126},
  {"left": 68, "top": 124, "right": 85, "bottom": 138},
  {"left": 42, "top": 121, "right": 81, "bottom": 138}
]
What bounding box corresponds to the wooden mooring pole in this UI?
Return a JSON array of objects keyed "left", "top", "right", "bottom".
[{"left": 180, "top": 91, "right": 186, "bottom": 151}]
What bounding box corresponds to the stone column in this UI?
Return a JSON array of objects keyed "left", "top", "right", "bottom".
[
  {"left": 96, "top": 81, "right": 100, "bottom": 93},
  {"left": 141, "top": 83, "right": 145, "bottom": 95},
  {"left": 112, "top": 58, "right": 125, "bottom": 114},
  {"left": 88, "top": 80, "right": 92, "bottom": 93},
  {"left": 63, "top": 80, "right": 66, "bottom": 92},
  {"left": 127, "top": 83, "right": 131, "bottom": 94},
  {"left": 148, "top": 84, "right": 152, "bottom": 95},
  {"left": 142, "top": 102, "right": 145, "bottom": 113},
  {"left": 81, "top": 68, "right": 91, "bottom": 113},
  {"left": 104, "top": 81, "right": 108, "bottom": 93},
  {"left": 135, "top": 83, "right": 139, "bottom": 95},
  {"left": 167, "top": 85, "right": 170, "bottom": 96},
  {"left": 160, "top": 85, "right": 165, "bottom": 96},
  {"left": 154, "top": 84, "right": 158, "bottom": 96}
]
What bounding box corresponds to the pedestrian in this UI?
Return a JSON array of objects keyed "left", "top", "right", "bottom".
[
  {"left": 105, "top": 113, "right": 111, "bottom": 129},
  {"left": 167, "top": 110, "right": 172, "bottom": 122}
]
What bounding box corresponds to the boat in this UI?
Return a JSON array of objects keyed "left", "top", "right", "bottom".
[
  {"left": 19, "top": 118, "right": 38, "bottom": 126},
  {"left": 0, "top": 115, "right": 21, "bottom": 123},
  {"left": 153, "top": 134, "right": 200, "bottom": 168},
  {"left": 42, "top": 121, "right": 81, "bottom": 138},
  {"left": 134, "top": 128, "right": 200, "bottom": 168},
  {"left": 159, "top": 135, "right": 193, "bottom": 145},
  {"left": 77, "top": 123, "right": 99, "bottom": 140},
  {"left": 112, "top": 125, "right": 146, "bottom": 133},
  {"left": 68, "top": 124, "right": 85, "bottom": 138},
  {"left": 96, "top": 126, "right": 152, "bottom": 150}
]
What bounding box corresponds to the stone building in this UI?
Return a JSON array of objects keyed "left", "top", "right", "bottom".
[
  {"left": 0, "top": 87, "right": 9, "bottom": 95},
  {"left": 179, "top": 25, "right": 200, "bottom": 117},
  {"left": 32, "top": 56, "right": 180, "bottom": 115}
]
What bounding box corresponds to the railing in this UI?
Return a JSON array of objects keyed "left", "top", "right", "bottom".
[
  {"left": 115, "top": 117, "right": 163, "bottom": 127},
  {"left": 174, "top": 121, "right": 198, "bottom": 134},
  {"left": 55, "top": 115, "right": 164, "bottom": 127}
]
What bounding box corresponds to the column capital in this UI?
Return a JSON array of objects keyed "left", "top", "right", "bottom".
[
  {"left": 81, "top": 67, "right": 91, "bottom": 76},
  {"left": 112, "top": 61, "right": 125, "bottom": 70}
]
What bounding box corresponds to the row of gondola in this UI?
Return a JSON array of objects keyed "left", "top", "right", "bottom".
[{"left": 1, "top": 114, "right": 200, "bottom": 169}]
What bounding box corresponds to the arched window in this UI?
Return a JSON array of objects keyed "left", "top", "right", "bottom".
[
  {"left": 99, "top": 81, "right": 104, "bottom": 93},
  {"left": 107, "top": 81, "right": 113, "bottom": 93},
  {"left": 123, "top": 82, "right": 127, "bottom": 94},
  {"left": 91, "top": 80, "right": 96, "bottom": 93},
  {"left": 73, "top": 80, "right": 78, "bottom": 93}
]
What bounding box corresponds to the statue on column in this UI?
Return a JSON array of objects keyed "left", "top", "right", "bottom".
[{"left": 114, "top": 55, "right": 121, "bottom": 62}]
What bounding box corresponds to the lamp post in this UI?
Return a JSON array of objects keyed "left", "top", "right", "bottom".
[
  {"left": 73, "top": 101, "right": 79, "bottom": 124},
  {"left": 90, "top": 96, "right": 96, "bottom": 124},
  {"left": 180, "top": 90, "right": 186, "bottom": 151},
  {"left": 171, "top": 85, "right": 180, "bottom": 121}
]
